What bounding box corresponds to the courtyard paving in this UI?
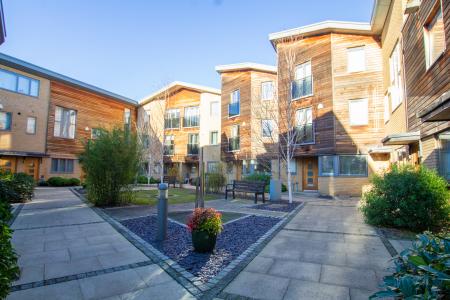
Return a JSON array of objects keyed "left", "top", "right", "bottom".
[{"left": 7, "top": 187, "right": 194, "bottom": 300}]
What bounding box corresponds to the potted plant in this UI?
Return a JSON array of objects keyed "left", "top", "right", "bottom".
[{"left": 187, "top": 208, "right": 222, "bottom": 253}]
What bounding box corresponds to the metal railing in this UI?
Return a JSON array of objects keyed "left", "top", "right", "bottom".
[{"left": 187, "top": 143, "right": 199, "bottom": 155}]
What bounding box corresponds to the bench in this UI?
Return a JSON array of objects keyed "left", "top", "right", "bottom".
[
  {"left": 163, "top": 175, "right": 176, "bottom": 188},
  {"left": 225, "top": 180, "right": 266, "bottom": 203}
]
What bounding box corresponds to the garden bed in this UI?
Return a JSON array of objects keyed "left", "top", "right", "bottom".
[
  {"left": 120, "top": 214, "right": 280, "bottom": 282},
  {"left": 251, "top": 201, "right": 301, "bottom": 212}
]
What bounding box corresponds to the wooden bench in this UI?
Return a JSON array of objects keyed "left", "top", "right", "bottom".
[
  {"left": 225, "top": 180, "right": 266, "bottom": 203},
  {"left": 163, "top": 175, "right": 176, "bottom": 188}
]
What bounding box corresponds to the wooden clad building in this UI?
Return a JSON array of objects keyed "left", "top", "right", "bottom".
[{"left": 216, "top": 63, "right": 277, "bottom": 183}]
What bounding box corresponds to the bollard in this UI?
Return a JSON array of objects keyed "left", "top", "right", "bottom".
[{"left": 157, "top": 183, "right": 168, "bottom": 241}]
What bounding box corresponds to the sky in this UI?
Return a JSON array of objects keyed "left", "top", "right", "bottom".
[{"left": 1, "top": 0, "right": 374, "bottom": 101}]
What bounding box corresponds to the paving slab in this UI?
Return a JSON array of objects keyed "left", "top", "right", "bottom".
[{"left": 283, "top": 279, "right": 350, "bottom": 300}]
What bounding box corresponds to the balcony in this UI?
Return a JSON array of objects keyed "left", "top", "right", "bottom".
[
  {"left": 292, "top": 76, "right": 313, "bottom": 99},
  {"left": 164, "top": 145, "right": 174, "bottom": 155},
  {"left": 228, "top": 137, "right": 240, "bottom": 151},
  {"left": 164, "top": 118, "right": 180, "bottom": 129},
  {"left": 187, "top": 143, "right": 199, "bottom": 155},
  {"left": 183, "top": 116, "right": 200, "bottom": 128},
  {"left": 228, "top": 102, "right": 240, "bottom": 117},
  {"left": 295, "top": 123, "right": 314, "bottom": 144}
]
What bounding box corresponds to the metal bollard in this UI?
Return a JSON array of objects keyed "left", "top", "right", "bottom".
[{"left": 157, "top": 183, "right": 168, "bottom": 241}]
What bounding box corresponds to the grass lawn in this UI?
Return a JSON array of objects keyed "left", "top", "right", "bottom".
[
  {"left": 131, "top": 188, "right": 220, "bottom": 206},
  {"left": 168, "top": 210, "right": 246, "bottom": 225}
]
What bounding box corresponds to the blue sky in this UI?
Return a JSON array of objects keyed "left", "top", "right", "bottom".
[{"left": 1, "top": 0, "right": 373, "bottom": 100}]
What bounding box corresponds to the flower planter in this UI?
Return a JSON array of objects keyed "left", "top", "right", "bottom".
[{"left": 192, "top": 230, "right": 217, "bottom": 253}]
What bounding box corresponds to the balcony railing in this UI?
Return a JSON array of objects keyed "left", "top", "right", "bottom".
[
  {"left": 183, "top": 116, "right": 200, "bottom": 127},
  {"left": 295, "top": 123, "right": 315, "bottom": 144},
  {"left": 228, "top": 102, "right": 240, "bottom": 117},
  {"left": 164, "top": 118, "right": 180, "bottom": 129},
  {"left": 164, "top": 145, "right": 174, "bottom": 155},
  {"left": 187, "top": 143, "right": 199, "bottom": 155},
  {"left": 292, "top": 76, "right": 313, "bottom": 99},
  {"left": 228, "top": 137, "right": 240, "bottom": 151}
]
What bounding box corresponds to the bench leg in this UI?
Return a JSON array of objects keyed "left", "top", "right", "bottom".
[
  {"left": 263, "top": 193, "right": 265, "bottom": 203},
  {"left": 232, "top": 191, "right": 235, "bottom": 199},
  {"left": 225, "top": 190, "right": 228, "bottom": 200},
  {"left": 254, "top": 193, "right": 257, "bottom": 204}
]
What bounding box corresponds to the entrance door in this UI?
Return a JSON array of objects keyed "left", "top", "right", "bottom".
[
  {"left": 23, "top": 158, "right": 39, "bottom": 180},
  {"left": 302, "top": 157, "right": 318, "bottom": 190}
]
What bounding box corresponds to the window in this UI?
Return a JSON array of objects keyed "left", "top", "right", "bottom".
[
  {"left": 26, "top": 117, "right": 36, "bottom": 134},
  {"left": 0, "top": 112, "right": 12, "bottom": 131},
  {"left": 153, "top": 163, "right": 161, "bottom": 174},
  {"left": 0, "top": 68, "right": 39, "bottom": 97},
  {"left": 210, "top": 101, "right": 219, "bottom": 117},
  {"left": 261, "top": 119, "right": 275, "bottom": 137},
  {"left": 164, "top": 135, "right": 174, "bottom": 155},
  {"left": 54, "top": 106, "right": 77, "bottom": 138},
  {"left": 124, "top": 108, "right": 131, "bottom": 129},
  {"left": 229, "top": 90, "right": 240, "bottom": 117},
  {"left": 164, "top": 109, "right": 180, "bottom": 129},
  {"left": 319, "top": 156, "right": 335, "bottom": 176},
  {"left": 347, "top": 46, "right": 366, "bottom": 72},
  {"left": 229, "top": 124, "right": 240, "bottom": 151},
  {"left": 51, "top": 158, "right": 74, "bottom": 173},
  {"left": 292, "top": 61, "right": 312, "bottom": 99},
  {"left": 143, "top": 110, "right": 150, "bottom": 127},
  {"left": 289, "top": 159, "right": 297, "bottom": 174},
  {"left": 424, "top": 3, "right": 445, "bottom": 69},
  {"left": 439, "top": 133, "right": 450, "bottom": 180},
  {"left": 183, "top": 106, "right": 200, "bottom": 127},
  {"left": 318, "top": 155, "right": 367, "bottom": 176},
  {"left": 389, "top": 42, "right": 403, "bottom": 110},
  {"left": 91, "top": 128, "right": 103, "bottom": 139},
  {"left": 243, "top": 160, "right": 257, "bottom": 175},
  {"left": 187, "top": 133, "right": 199, "bottom": 155},
  {"left": 142, "top": 134, "right": 150, "bottom": 148},
  {"left": 349, "top": 99, "right": 368, "bottom": 126},
  {"left": 207, "top": 162, "right": 220, "bottom": 173},
  {"left": 261, "top": 81, "right": 274, "bottom": 100},
  {"left": 210, "top": 131, "right": 218, "bottom": 145},
  {"left": 296, "top": 107, "right": 314, "bottom": 144}
]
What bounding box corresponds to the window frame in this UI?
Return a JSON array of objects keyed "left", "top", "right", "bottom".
[
  {"left": 164, "top": 135, "right": 175, "bottom": 156},
  {"left": 210, "top": 101, "right": 220, "bottom": 117},
  {"left": 423, "top": 0, "right": 446, "bottom": 70},
  {"left": 228, "top": 124, "right": 240, "bottom": 152},
  {"left": 261, "top": 81, "right": 274, "bottom": 101},
  {"left": 164, "top": 108, "right": 180, "bottom": 129},
  {"left": 292, "top": 60, "right": 313, "bottom": 100},
  {"left": 207, "top": 161, "right": 220, "bottom": 174},
  {"left": 389, "top": 41, "right": 404, "bottom": 111},
  {"left": 50, "top": 158, "right": 75, "bottom": 174},
  {"left": 295, "top": 106, "right": 314, "bottom": 145},
  {"left": 348, "top": 98, "right": 369, "bottom": 126},
  {"left": 0, "top": 68, "right": 40, "bottom": 98},
  {"left": 347, "top": 46, "right": 366, "bottom": 73},
  {"left": 183, "top": 106, "right": 200, "bottom": 128},
  {"left": 0, "top": 111, "right": 12, "bottom": 131},
  {"left": 228, "top": 89, "right": 240, "bottom": 118},
  {"left": 261, "top": 119, "right": 275, "bottom": 138},
  {"left": 318, "top": 155, "right": 368, "bottom": 177},
  {"left": 210, "top": 130, "right": 219, "bottom": 145},
  {"left": 26, "top": 116, "right": 37, "bottom": 135},
  {"left": 54, "top": 106, "right": 77, "bottom": 139}
]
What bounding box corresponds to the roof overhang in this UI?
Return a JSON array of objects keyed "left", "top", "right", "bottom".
[
  {"left": 418, "top": 91, "right": 450, "bottom": 122},
  {"left": 269, "top": 0, "right": 392, "bottom": 48},
  {"left": 0, "top": 53, "right": 137, "bottom": 105},
  {"left": 215, "top": 62, "right": 277, "bottom": 74},
  {"left": 139, "top": 81, "right": 221, "bottom": 105},
  {"left": 0, "top": 151, "right": 48, "bottom": 157},
  {"left": 368, "top": 146, "right": 392, "bottom": 154},
  {"left": 382, "top": 131, "right": 420, "bottom": 145}
]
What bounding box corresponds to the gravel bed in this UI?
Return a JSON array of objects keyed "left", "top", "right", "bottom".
[
  {"left": 120, "top": 214, "right": 280, "bottom": 282},
  {"left": 250, "top": 201, "right": 302, "bottom": 212}
]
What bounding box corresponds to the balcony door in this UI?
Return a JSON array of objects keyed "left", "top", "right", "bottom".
[{"left": 302, "top": 157, "right": 318, "bottom": 191}]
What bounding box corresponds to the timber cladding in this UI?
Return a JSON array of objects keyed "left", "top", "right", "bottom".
[
  {"left": 46, "top": 81, "right": 136, "bottom": 157},
  {"left": 403, "top": 0, "right": 450, "bottom": 137}
]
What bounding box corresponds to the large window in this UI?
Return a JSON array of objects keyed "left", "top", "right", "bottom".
[
  {"left": 319, "top": 155, "right": 368, "bottom": 177},
  {"left": 424, "top": 3, "right": 445, "bottom": 69},
  {"left": 261, "top": 119, "right": 275, "bottom": 138},
  {"left": 26, "top": 117, "right": 36, "bottom": 134},
  {"left": 0, "top": 112, "right": 11, "bottom": 131},
  {"left": 261, "top": 81, "right": 274, "bottom": 100},
  {"left": 296, "top": 107, "right": 314, "bottom": 144},
  {"left": 289, "top": 159, "right": 297, "bottom": 175},
  {"left": 229, "top": 90, "right": 240, "bottom": 117},
  {"left": 210, "top": 131, "right": 218, "bottom": 145},
  {"left": 210, "top": 101, "right": 220, "bottom": 117},
  {"left": 292, "top": 61, "right": 312, "bottom": 99},
  {"left": 183, "top": 106, "right": 200, "bottom": 127},
  {"left": 347, "top": 46, "right": 366, "bottom": 73},
  {"left": 229, "top": 124, "right": 240, "bottom": 151},
  {"left": 164, "top": 135, "right": 174, "bottom": 155},
  {"left": 124, "top": 108, "right": 131, "bottom": 129},
  {"left": 54, "top": 106, "right": 77, "bottom": 139},
  {"left": 439, "top": 133, "right": 450, "bottom": 180},
  {"left": 0, "top": 68, "right": 39, "bottom": 97},
  {"left": 187, "top": 133, "right": 199, "bottom": 155},
  {"left": 207, "top": 161, "right": 220, "bottom": 173},
  {"left": 51, "top": 158, "right": 74, "bottom": 173},
  {"left": 389, "top": 42, "right": 403, "bottom": 110},
  {"left": 164, "top": 109, "right": 180, "bottom": 129},
  {"left": 349, "top": 99, "right": 368, "bottom": 126}
]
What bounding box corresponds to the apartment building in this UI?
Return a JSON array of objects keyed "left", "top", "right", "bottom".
[
  {"left": 138, "top": 82, "right": 221, "bottom": 182},
  {"left": 0, "top": 53, "right": 137, "bottom": 180},
  {"left": 215, "top": 63, "right": 278, "bottom": 183}
]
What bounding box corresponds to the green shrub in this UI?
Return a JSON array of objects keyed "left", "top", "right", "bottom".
[
  {"left": 47, "top": 177, "right": 80, "bottom": 187},
  {"left": 79, "top": 127, "right": 141, "bottom": 207},
  {"left": 137, "top": 175, "right": 148, "bottom": 184},
  {"left": 0, "top": 171, "right": 34, "bottom": 203},
  {"left": 149, "top": 177, "right": 160, "bottom": 184},
  {"left": 281, "top": 183, "right": 287, "bottom": 192},
  {"left": 371, "top": 232, "right": 450, "bottom": 299},
  {"left": 68, "top": 178, "right": 80, "bottom": 186},
  {"left": 206, "top": 172, "right": 226, "bottom": 193},
  {"left": 361, "top": 165, "right": 450, "bottom": 232},
  {"left": 244, "top": 173, "right": 273, "bottom": 192}
]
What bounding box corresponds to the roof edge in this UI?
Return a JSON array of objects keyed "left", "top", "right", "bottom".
[{"left": 215, "top": 62, "right": 277, "bottom": 74}]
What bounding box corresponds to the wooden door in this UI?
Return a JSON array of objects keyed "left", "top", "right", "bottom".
[
  {"left": 302, "top": 157, "right": 318, "bottom": 190},
  {"left": 23, "top": 158, "right": 39, "bottom": 180}
]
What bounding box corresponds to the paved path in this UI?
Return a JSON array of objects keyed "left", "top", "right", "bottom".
[
  {"left": 223, "top": 199, "right": 393, "bottom": 300},
  {"left": 8, "top": 187, "right": 194, "bottom": 300}
]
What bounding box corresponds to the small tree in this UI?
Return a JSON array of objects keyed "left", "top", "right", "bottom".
[{"left": 79, "top": 127, "right": 142, "bottom": 207}]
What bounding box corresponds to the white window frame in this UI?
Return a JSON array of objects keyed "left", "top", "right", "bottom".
[
  {"left": 261, "top": 119, "right": 275, "bottom": 138},
  {"left": 347, "top": 46, "right": 366, "bottom": 73},
  {"left": 292, "top": 61, "right": 313, "bottom": 100},
  {"left": 26, "top": 116, "right": 36, "bottom": 134},
  {"left": 229, "top": 89, "right": 240, "bottom": 117},
  {"left": 261, "top": 81, "right": 274, "bottom": 100},
  {"left": 423, "top": 1, "right": 445, "bottom": 69},
  {"left": 210, "top": 131, "right": 219, "bottom": 145},
  {"left": 165, "top": 108, "right": 180, "bottom": 129},
  {"left": 183, "top": 106, "right": 200, "bottom": 128},
  {"left": 54, "top": 106, "right": 77, "bottom": 139},
  {"left": 389, "top": 41, "right": 403, "bottom": 111},
  {"left": 0, "top": 68, "right": 40, "bottom": 97},
  {"left": 348, "top": 99, "right": 368, "bottom": 126}
]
